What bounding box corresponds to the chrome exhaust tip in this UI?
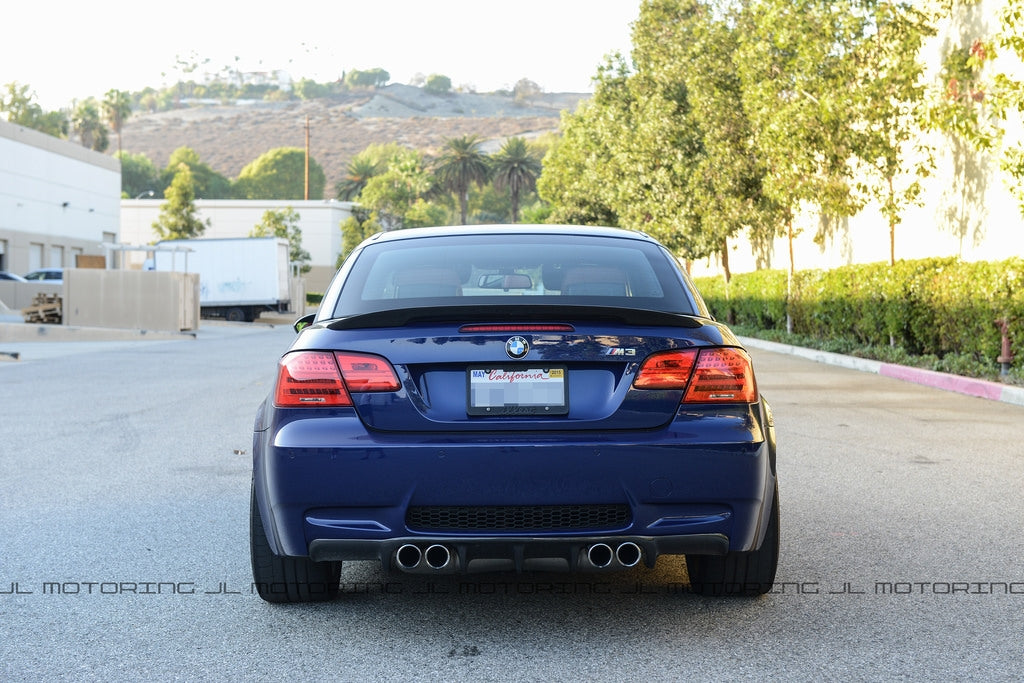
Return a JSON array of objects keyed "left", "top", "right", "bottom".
[
  {"left": 424, "top": 544, "right": 452, "bottom": 570},
  {"left": 587, "top": 543, "right": 614, "bottom": 569},
  {"left": 395, "top": 544, "right": 422, "bottom": 570},
  {"left": 616, "top": 542, "right": 642, "bottom": 568}
]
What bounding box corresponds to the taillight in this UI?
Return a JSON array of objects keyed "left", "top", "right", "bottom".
[
  {"left": 334, "top": 352, "right": 401, "bottom": 392},
  {"left": 634, "top": 349, "right": 699, "bottom": 389},
  {"left": 273, "top": 351, "right": 401, "bottom": 407},
  {"left": 684, "top": 348, "right": 757, "bottom": 403},
  {"left": 634, "top": 347, "right": 757, "bottom": 403},
  {"left": 274, "top": 351, "right": 351, "bottom": 407}
]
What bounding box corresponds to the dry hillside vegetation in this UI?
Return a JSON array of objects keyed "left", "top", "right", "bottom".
[{"left": 120, "top": 84, "right": 586, "bottom": 194}]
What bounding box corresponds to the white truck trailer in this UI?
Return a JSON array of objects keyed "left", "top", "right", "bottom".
[{"left": 153, "top": 237, "right": 291, "bottom": 322}]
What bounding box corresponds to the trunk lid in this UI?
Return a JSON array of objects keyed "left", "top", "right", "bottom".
[{"left": 295, "top": 313, "right": 735, "bottom": 433}]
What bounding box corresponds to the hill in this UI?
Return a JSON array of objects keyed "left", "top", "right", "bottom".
[{"left": 118, "top": 84, "right": 587, "bottom": 194}]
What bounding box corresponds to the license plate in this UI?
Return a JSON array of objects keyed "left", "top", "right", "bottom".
[{"left": 467, "top": 367, "right": 568, "bottom": 415}]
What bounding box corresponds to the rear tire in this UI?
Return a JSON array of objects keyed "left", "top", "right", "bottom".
[
  {"left": 250, "top": 482, "right": 340, "bottom": 603},
  {"left": 687, "top": 484, "right": 779, "bottom": 596},
  {"left": 226, "top": 307, "right": 246, "bottom": 323}
]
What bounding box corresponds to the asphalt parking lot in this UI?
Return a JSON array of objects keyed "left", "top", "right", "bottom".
[{"left": 2, "top": 322, "right": 1022, "bottom": 680}]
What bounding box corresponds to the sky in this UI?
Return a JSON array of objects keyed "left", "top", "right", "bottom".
[{"left": 4, "top": 0, "right": 643, "bottom": 111}]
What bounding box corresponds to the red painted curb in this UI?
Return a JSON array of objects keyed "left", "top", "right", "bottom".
[{"left": 879, "top": 363, "right": 1005, "bottom": 401}]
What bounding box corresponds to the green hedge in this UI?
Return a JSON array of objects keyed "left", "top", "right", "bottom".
[{"left": 693, "top": 257, "right": 1024, "bottom": 371}]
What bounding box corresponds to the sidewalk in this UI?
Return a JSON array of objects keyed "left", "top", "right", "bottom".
[{"left": 740, "top": 336, "right": 1024, "bottom": 407}]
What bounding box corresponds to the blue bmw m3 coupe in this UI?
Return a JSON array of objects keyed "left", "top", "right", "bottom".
[{"left": 251, "top": 225, "right": 779, "bottom": 602}]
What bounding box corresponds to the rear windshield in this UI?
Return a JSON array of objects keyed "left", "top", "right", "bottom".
[{"left": 329, "top": 233, "right": 699, "bottom": 317}]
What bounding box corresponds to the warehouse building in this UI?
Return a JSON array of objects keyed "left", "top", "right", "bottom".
[{"left": 0, "top": 119, "right": 120, "bottom": 275}]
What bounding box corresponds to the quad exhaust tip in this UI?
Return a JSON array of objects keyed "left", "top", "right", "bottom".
[
  {"left": 424, "top": 544, "right": 452, "bottom": 570},
  {"left": 587, "top": 543, "right": 614, "bottom": 568},
  {"left": 616, "top": 541, "right": 642, "bottom": 568},
  {"left": 396, "top": 541, "right": 642, "bottom": 572},
  {"left": 395, "top": 544, "right": 453, "bottom": 572},
  {"left": 396, "top": 544, "right": 422, "bottom": 570},
  {"left": 586, "top": 542, "right": 643, "bottom": 569}
]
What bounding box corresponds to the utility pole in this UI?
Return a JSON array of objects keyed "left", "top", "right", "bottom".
[{"left": 304, "top": 115, "right": 310, "bottom": 200}]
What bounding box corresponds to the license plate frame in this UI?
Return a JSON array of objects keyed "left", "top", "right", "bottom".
[{"left": 467, "top": 366, "right": 569, "bottom": 416}]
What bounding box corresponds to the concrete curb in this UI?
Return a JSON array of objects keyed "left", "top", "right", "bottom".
[
  {"left": 740, "top": 336, "right": 1024, "bottom": 407},
  {"left": 0, "top": 322, "right": 196, "bottom": 344}
]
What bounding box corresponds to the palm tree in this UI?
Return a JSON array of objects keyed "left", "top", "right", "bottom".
[
  {"left": 335, "top": 155, "right": 380, "bottom": 200},
  {"left": 434, "top": 135, "right": 490, "bottom": 224},
  {"left": 71, "top": 99, "right": 109, "bottom": 152},
  {"left": 102, "top": 89, "right": 132, "bottom": 156},
  {"left": 491, "top": 137, "right": 541, "bottom": 223}
]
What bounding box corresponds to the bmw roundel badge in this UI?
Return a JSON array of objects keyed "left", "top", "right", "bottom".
[{"left": 505, "top": 336, "right": 529, "bottom": 359}]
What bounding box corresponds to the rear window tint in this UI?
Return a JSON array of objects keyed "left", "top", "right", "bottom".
[{"left": 331, "top": 233, "right": 697, "bottom": 316}]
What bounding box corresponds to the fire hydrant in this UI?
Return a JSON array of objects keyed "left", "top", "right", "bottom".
[{"left": 995, "top": 317, "right": 1014, "bottom": 377}]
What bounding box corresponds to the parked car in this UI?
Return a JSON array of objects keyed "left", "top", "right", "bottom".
[
  {"left": 0, "top": 272, "right": 28, "bottom": 282},
  {"left": 250, "top": 225, "right": 779, "bottom": 602},
  {"left": 23, "top": 268, "right": 63, "bottom": 283}
]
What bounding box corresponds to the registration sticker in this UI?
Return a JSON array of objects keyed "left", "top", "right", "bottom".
[{"left": 467, "top": 367, "right": 568, "bottom": 416}]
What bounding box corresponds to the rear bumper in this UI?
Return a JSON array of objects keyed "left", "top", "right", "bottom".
[{"left": 254, "top": 401, "right": 777, "bottom": 563}]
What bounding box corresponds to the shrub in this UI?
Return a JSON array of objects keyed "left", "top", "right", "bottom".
[{"left": 693, "top": 257, "right": 1024, "bottom": 376}]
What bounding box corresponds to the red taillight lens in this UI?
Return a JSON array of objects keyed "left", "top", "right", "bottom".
[
  {"left": 274, "top": 351, "right": 351, "bottom": 407},
  {"left": 634, "top": 349, "right": 699, "bottom": 389},
  {"left": 274, "top": 351, "right": 401, "bottom": 407},
  {"left": 334, "top": 352, "right": 401, "bottom": 392},
  {"left": 634, "top": 347, "right": 757, "bottom": 403},
  {"left": 684, "top": 348, "right": 757, "bottom": 403}
]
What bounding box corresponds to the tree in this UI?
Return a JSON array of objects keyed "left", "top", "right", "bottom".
[
  {"left": 848, "top": 1, "right": 935, "bottom": 266},
  {"left": 345, "top": 68, "right": 390, "bottom": 89},
  {"left": 102, "top": 89, "right": 132, "bottom": 156},
  {"left": 424, "top": 74, "right": 452, "bottom": 95},
  {"left": 600, "top": 53, "right": 706, "bottom": 256},
  {"left": 160, "top": 147, "right": 232, "bottom": 199},
  {"left": 933, "top": 0, "right": 1024, "bottom": 218},
  {"left": 513, "top": 78, "right": 542, "bottom": 105},
  {"left": 335, "top": 153, "right": 381, "bottom": 200},
  {"left": 1, "top": 82, "right": 67, "bottom": 137},
  {"left": 71, "top": 98, "right": 108, "bottom": 152},
  {"left": 991, "top": 0, "right": 1024, "bottom": 212},
  {"left": 733, "top": 0, "right": 867, "bottom": 330},
  {"left": 626, "top": 0, "right": 780, "bottom": 276},
  {"left": 235, "top": 147, "right": 326, "bottom": 200},
  {"left": 152, "top": 163, "right": 209, "bottom": 240},
  {"left": 360, "top": 148, "right": 440, "bottom": 230},
  {"left": 539, "top": 46, "right": 708, "bottom": 257},
  {"left": 434, "top": 135, "right": 491, "bottom": 224},
  {"left": 295, "top": 78, "right": 330, "bottom": 100},
  {"left": 250, "top": 207, "right": 312, "bottom": 273},
  {"left": 117, "top": 151, "right": 160, "bottom": 199},
  {"left": 339, "top": 207, "right": 380, "bottom": 265},
  {"left": 537, "top": 86, "right": 622, "bottom": 227},
  {"left": 491, "top": 137, "right": 542, "bottom": 222}
]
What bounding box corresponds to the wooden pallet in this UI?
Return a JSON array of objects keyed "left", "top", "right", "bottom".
[{"left": 22, "top": 293, "right": 62, "bottom": 324}]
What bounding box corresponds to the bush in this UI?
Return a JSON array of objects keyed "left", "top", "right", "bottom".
[
  {"left": 695, "top": 269, "right": 787, "bottom": 329},
  {"left": 693, "top": 257, "right": 1024, "bottom": 378}
]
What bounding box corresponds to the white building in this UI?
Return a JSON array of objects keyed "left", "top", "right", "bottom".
[
  {"left": 0, "top": 119, "right": 121, "bottom": 275},
  {"left": 119, "top": 199, "right": 354, "bottom": 292}
]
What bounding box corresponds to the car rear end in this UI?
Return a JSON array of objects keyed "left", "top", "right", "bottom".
[{"left": 251, "top": 227, "right": 778, "bottom": 601}]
